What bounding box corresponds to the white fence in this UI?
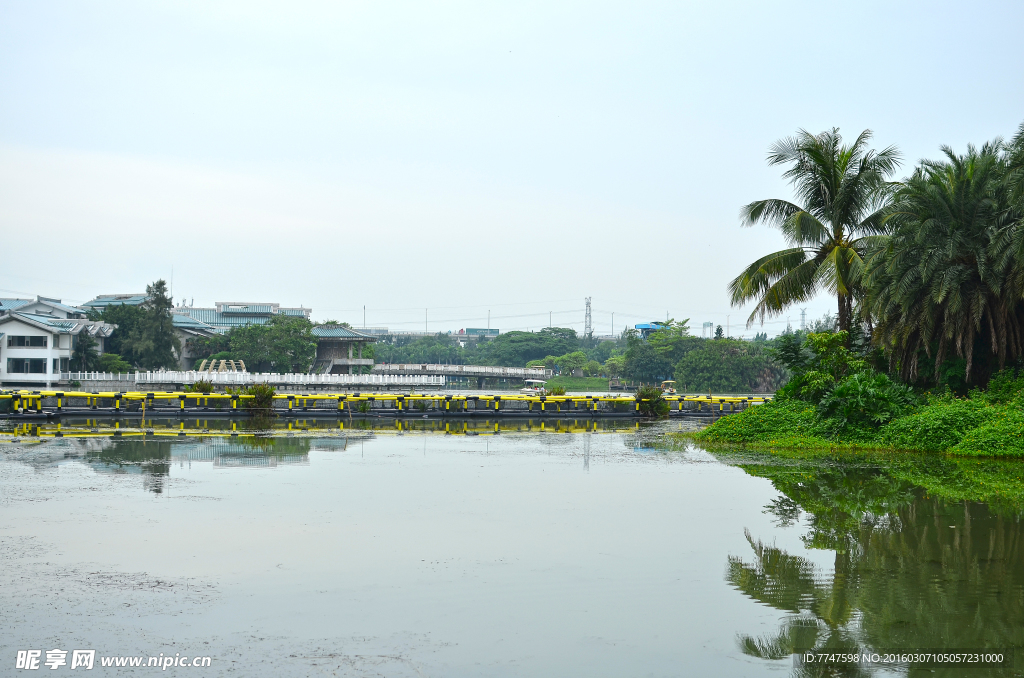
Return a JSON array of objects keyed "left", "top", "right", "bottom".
[
  {"left": 372, "top": 364, "right": 551, "bottom": 378},
  {"left": 64, "top": 371, "right": 446, "bottom": 387},
  {"left": 63, "top": 372, "right": 134, "bottom": 381}
]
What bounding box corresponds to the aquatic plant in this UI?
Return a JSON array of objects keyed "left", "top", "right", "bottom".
[
  {"left": 634, "top": 385, "right": 669, "bottom": 418},
  {"left": 244, "top": 383, "right": 277, "bottom": 414},
  {"left": 187, "top": 379, "right": 214, "bottom": 394}
]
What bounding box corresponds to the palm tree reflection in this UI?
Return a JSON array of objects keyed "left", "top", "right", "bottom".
[{"left": 728, "top": 461, "right": 1024, "bottom": 676}]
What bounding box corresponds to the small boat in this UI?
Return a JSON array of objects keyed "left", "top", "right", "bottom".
[
  {"left": 520, "top": 379, "right": 547, "bottom": 395},
  {"left": 661, "top": 380, "right": 677, "bottom": 395}
]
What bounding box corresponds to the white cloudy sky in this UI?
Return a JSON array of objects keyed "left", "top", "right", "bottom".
[{"left": 2, "top": 0, "right": 1022, "bottom": 337}]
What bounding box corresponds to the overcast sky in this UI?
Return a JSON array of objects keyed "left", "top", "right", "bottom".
[{"left": 2, "top": 0, "right": 1022, "bottom": 337}]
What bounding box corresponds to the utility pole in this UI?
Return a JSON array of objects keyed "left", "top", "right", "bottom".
[
  {"left": 363, "top": 305, "right": 366, "bottom": 328},
  {"left": 425, "top": 308, "right": 428, "bottom": 333},
  {"left": 800, "top": 308, "right": 807, "bottom": 332},
  {"left": 487, "top": 310, "right": 490, "bottom": 330},
  {"left": 727, "top": 315, "right": 730, "bottom": 339},
  {"left": 549, "top": 311, "right": 552, "bottom": 328},
  {"left": 611, "top": 312, "right": 614, "bottom": 338},
  {"left": 584, "top": 297, "right": 592, "bottom": 339}
]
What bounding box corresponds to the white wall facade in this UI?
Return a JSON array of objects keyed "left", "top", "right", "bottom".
[{"left": 0, "top": 319, "right": 85, "bottom": 386}]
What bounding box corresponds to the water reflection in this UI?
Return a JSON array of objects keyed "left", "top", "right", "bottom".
[
  {"left": 725, "top": 456, "right": 1024, "bottom": 676},
  {"left": 2, "top": 416, "right": 645, "bottom": 439}
]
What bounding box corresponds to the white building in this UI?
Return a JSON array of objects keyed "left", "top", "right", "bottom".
[{"left": 0, "top": 311, "right": 116, "bottom": 388}]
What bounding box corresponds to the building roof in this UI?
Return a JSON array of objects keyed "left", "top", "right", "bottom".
[
  {"left": 176, "top": 303, "right": 312, "bottom": 331},
  {"left": 312, "top": 325, "right": 375, "bottom": 340},
  {"left": 0, "top": 312, "right": 116, "bottom": 337},
  {"left": 0, "top": 298, "right": 31, "bottom": 313},
  {"left": 82, "top": 293, "right": 150, "bottom": 308},
  {"left": 220, "top": 304, "right": 274, "bottom": 315},
  {"left": 172, "top": 313, "right": 221, "bottom": 332},
  {"left": 179, "top": 308, "right": 272, "bottom": 328}
]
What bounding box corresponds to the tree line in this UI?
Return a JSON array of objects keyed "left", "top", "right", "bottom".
[{"left": 373, "top": 324, "right": 789, "bottom": 392}]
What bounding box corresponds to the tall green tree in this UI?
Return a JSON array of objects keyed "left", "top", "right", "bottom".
[
  {"left": 99, "top": 303, "right": 147, "bottom": 365},
  {"left": 71, "top": 333, "right": 98, "bottom": 371},
  {"left": 729, "top": 129, "right": 900, "bottom": 334},
  {"left": 866, "top": 141, "right": 1020, "bottom": 383},
  {"left": 131, "top": 280, "right": 180, "bottom": 369}
]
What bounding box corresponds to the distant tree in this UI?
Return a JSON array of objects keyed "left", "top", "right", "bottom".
[
  {"left": 586, "top": 340, "right": 618, "bottom": 364},
  {"left": 71, "top": 333, "right": 98, "bottom": 371},
  {"left": 184, "top": 333, "right": 232, "bottom": 364},
  {"left": 142, "top": 280, "right": 180, "bottom": 368},
  {"left": 555, "top": 350, "right": 588, "bottom": 375},
  {"left": 623, "top": 331, "right": 672, "bottom": 383},
  {"left": 646, "top": 319, "right": 696, "bottom": 364},
  {"left": 230, "top": 316, "right": 317, "bottom": 373},
  {"left": 118, "top": 280, "right": 180, "bottom": 369},
  {"left": 714, "top": 325, "right": 725, "bottom": 340},
  {"left": 100, "top": 303, "right": 147, "bottom": 366},
  {"left": 481, "top": 327, "right": 578, "bottom": 367},
  {"left": 675, "top": 339, "right": 786, "bottom": 393},
  {"left": 97, "top": 353, "right": 133, "bottom": 373},
  {"left": 604, "top": 355, "right": 625, "bottom": 378},
  {"left": 583, "top": 360, "right": 603, "bottom": 377}
]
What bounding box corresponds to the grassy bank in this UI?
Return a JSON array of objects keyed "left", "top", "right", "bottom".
[
  {"left": 544, "top": 376, "right": 609, "bottom": 391},
  {"left": 691, "top": 392, "right": 1024, "bottom": 458}
]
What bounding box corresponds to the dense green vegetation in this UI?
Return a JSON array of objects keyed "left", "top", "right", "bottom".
[
  {"left": 695, "top": 331, "right": 1024, "bottom": 457},
  {"left": 700, "top": 122, "right": 1024, "bottom": 456}
]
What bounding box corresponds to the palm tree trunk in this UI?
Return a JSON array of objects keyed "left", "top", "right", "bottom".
[{"left": 837, "top": 293, "right": 851, "bottom": 335}]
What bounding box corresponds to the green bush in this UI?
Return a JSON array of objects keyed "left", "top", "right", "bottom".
[
  {"left": 545, "top": 386, "right": 567, "bottom": 396},
  {"left": 187, "top": 379, "right": 214, "bottom": 394},
  {"left": 244, "top": 383, "right": 277, "bottom": 413},
  {"left": 818, "top": 371, "right": 918, "bottom": 432},
  {"left": 949, "top": 409, "right": 1024, "bottom": 457},
  {"left": 696, "top": 398, "right": 830, "bottom": 445},
  {"left": 981, "top": 368, "right": 1024, "bottom": 405},
  {"left": 878, "top": 397, "right": 994, "bottom": 452},
  {"left": 97, "top": 353, "right": 133, "bottom": 373},
  {"left": 634, "top": 385, "right": 669, "bottom": 418}
]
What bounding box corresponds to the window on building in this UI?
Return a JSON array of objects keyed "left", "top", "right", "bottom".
[
  {"left": 6, "top": 336, "right": 47, "bottom": 347},
  {"left": 52, "top": 358, "right": 69, "bottom": 373},
  {"left": 6, "top": 358, "right": 46, "bottom": 373}
]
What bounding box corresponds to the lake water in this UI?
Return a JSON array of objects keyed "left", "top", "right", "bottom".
[{"left": 2, "top": 420, "right": 1023, "bottom": 676}]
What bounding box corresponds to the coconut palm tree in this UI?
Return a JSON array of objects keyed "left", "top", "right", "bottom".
[{"left": 729, "top": 129, "right": 900, "bottom": 335}]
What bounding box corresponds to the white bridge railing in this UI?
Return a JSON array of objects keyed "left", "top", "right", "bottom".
[
  {"left": 63, "top": 371, "right": 446, "bottom": 387},
  {"left": 372, "top": 364, "right": 551, "bottom": 378},
  {"left": 62, "top": 372, "right": 134, "bottom": 381}
]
